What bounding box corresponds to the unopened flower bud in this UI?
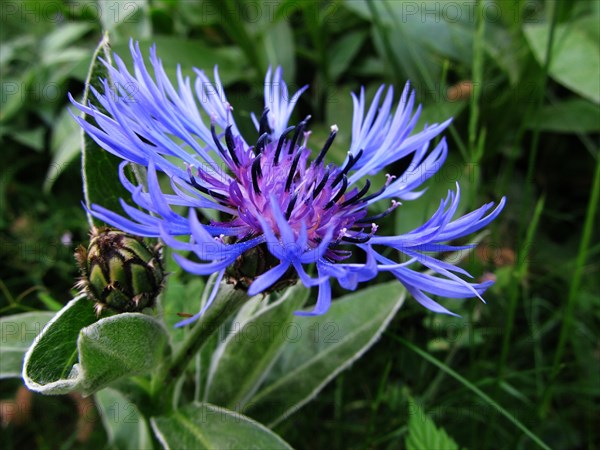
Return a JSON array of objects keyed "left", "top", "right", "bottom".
[{"left": 75, "top": 227, "right": 164, "bottom": 314}]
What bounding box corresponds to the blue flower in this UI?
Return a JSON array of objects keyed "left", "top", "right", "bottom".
[{"left": 70, "top": 41, "right": 505, "bottom": 326}]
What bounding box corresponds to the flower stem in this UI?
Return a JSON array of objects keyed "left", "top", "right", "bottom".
[{"left": 151, "top": 282, "right": 248, "bottom": 404}]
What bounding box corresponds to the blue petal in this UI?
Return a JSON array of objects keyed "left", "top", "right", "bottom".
[
  {"left": 247, "top": 261, "right": 291, "bottom": 296},
  {"left": 295, "top": 276, "right": 332, "bottom": 316}
]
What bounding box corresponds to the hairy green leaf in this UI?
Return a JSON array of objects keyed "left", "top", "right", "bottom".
[
  {"left": 23, "top": 294, "right": 168, "bottom": 396},
  {"left": 245, "top": 282, "right": 405, "bottom": 425},
  {"left": 95, "top": 387, "right": 154, "bottom": 450},
  {"left": 205, "top": 284, "right": 308, "bottom": 409},
  {"left": 151, "top": 403, "right": 293, "bottom": 450},
  {"left": 0, "top": 311, "right": 54, "bottom": 379}
]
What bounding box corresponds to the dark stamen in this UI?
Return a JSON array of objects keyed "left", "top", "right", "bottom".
[
  {"left": 258, "top": 108, "right": 272, "bottom": 136},
  {"left": 359, "top": 183, "right": 388, "bottom": 203},
  {"left": 255, "top": 132, "right": 269, "bottom": 155},
  {"left": 332, "top": 149, "right": 363, "bottom": 186},
  {"left": 356, "top": 207, "right": 396, "bottom": 223},
  {"left": 312, "top": 169, "right": 330, "bottom": 199},
  {"left": 288, "top": 115, "right": 311, "bottom": 155},
  {"left": 211, "top": 123, "right": 227, "bottom": 157},
  {"left": 340, "top": 180, "right": 371, "bottom": 207},
  {"left": 314, "top": 125, "right": 338, "bottom": 165},
  {"left": 188, "top": 173, "right": 228, "bottom": 201},
  {"left": 285, "top": 193, "right": 298, "bottom": 220},
  {"left": 251, "top": 156, "right": 262, "bottom": 194},
  {"left": 224, "top": 126, "right": 240, "bottom": 166},
  {"left": 274, "top": 126, "right": 295, "bottom": 165},
  {"left": 285, "top": 149, "right": 303, "bottom": 192},
  {"left": 341, "top": 235, "right": 371, "bottom": 244},
  {"left": 325, "top": 175, "right": 348, "bottom": 209}
]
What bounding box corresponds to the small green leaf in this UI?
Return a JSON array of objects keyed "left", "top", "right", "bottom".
[
  {"left": 0, "top": 311, "right": 54, "bottom": 379},
  {"left": 0, "top": 71, "right": 34, "bottom": 122},
  {"left": 10, "top": 127, "right": 46, "bottom": 152},
  {"left": 205, "top": 284, "right": 308, "bottom": 409},
  {"left": 524, "top": 19, "right": 600, "bottom": 104},
  {"left": 417, "top": 99, "right": 467, "bottom": 131},
  {"left": 344, "top": 0, "right": 473, "bottom": 82},
  {"left": 41, "top": 22, "right": 94, "bottom": 54},
  {"left": 150, "top": 403, "right": 293, "bottom": 450},
  {"left": 483, "top": 25, "right": 522, "bottom": 85},
  {"left": 329, "top": 31, "right": 368, "bottom": 81},
  {"left": 405, "top": 400, "right": 461, "bottom": 450},
  {"left": 22, "top": 295, "right": 98, "bottom": 394},
  {"left": 245, "top": 282, "right": 406, "bottom": 425},
  {"left": 261, "top": 20, "right": 296, "bottom": 82},
  {"left": 77, "top": 313, "right": 168, "bottom": 395},
  {"left": 44, "top": 107, "right": 82, "bottom": 192},
  {"left": 525, "top": 99, "right": 600, "bottom": 133},
  {"left": 99, "top": 0, "right": 152, "bottom": 42},
  {"left": 95, "top": 387, "right": 154, "bottom": 450}
]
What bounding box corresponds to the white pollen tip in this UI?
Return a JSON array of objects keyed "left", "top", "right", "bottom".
[{"left": 331, "top": 124, "right": 339, "bottom": 133}]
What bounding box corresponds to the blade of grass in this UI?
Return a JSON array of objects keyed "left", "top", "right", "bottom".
[
  {"left": 333, "top": 373, "right": 344, "bottom": 449},
  {"left": 366, "top": 359, "right": 392, "bottom": 447},
  {"left": 381, "top": 0, "right": 437, "bottom": 92},
  {"left": 206, "top": 0, "right": 265, "bottom": 78},
  {"left": 498, "top": 196, "right": 545, "bottom": 378},
  {"left": 366, "top": 1, "right": 403, "bottom": 83},
  {"left": 540, "top": 152, "right": 600, "bottom": 417},
  {"left": 389, "top": 333, "right": 552, "bottom": 450},
  {"left": 519, "top": 0, "right": 560, "bottom": 240},
  {"left": 468, "top": 0, "right": 485, "bottom": 163}
]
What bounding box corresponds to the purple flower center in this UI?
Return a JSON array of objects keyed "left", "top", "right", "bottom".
[{"left": 188, "top": 111, "right": 392, "bottom": 262}]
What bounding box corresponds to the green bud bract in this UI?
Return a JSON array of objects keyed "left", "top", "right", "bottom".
[{"left": 76, "top": 227, "right": 164, "bottom": 314}]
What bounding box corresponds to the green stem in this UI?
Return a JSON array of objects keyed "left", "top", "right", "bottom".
[
  {"left": 468, "top": 0, "right": 484, "bottom": 162},
  {"left": 498, "top": 196, "right": 545, "bottom": 378},
  {"left": 151, "top": 282, "right": 248, "bottom": 404},
  {"left": 519, "top": 0, "right": 560, "bottom": 240},
  {"left": 539, "top": 153, "right": 600, "bottom": 417}
]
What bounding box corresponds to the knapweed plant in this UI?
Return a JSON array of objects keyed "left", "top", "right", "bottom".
[{"left": 21, "top": 40, "right": 504, "bottom": 449}]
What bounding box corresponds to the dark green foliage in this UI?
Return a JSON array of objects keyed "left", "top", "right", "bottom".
[{"left": 1, "top": 1, "right": 598, "bottom": 449}]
